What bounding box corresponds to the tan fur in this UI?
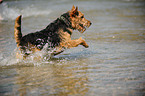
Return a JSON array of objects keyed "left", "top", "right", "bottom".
[
  {"left": 14, "top": 6, "right": 91, "bottom": 59},
  {"left": 14, "top": 15, "right": 22, "bottom": 47},
  {"left": 55, "top": 6, "right": 91, "bottom": 53},
  {"left": 70, "top": 6, "right": 91, "bottom": 33},
  {"left": 59, "top": 28, "right": 89, "bottom": 48}
]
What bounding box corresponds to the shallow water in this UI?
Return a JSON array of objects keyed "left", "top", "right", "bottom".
[{"left": 0, "top": 0, "right": 145, "bottom": 96}]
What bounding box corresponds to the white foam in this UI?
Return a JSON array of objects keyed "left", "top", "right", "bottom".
[
  {"left": 0, "top": 51, "right": 21, "bottom": 66},
  {"left": 0, "top": 3, "right": 51, "bottom": 20},
  {"left": 0, "top": 47, "right": 48, "bottom": 66}
]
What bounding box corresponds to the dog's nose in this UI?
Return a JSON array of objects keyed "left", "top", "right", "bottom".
[{"left": 90, "top": 22, "right": 92, "bottom": 25}]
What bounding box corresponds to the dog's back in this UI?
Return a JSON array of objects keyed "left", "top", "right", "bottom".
[{"left": 14, "top": 15, "right": 68, "bottom": 57}]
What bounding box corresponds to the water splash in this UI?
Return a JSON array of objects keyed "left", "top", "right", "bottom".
[
  {"left": 0, "top": 50, "right": 21, "bottom": 66},
  {"left": 0, "top": 3, "right": 51, "bottom": 20},
  {"left": 0, "top": 43, "right": 67, "bottom": 67}
]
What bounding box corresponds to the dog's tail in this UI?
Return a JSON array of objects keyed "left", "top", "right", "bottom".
[{"left": 14, "top": 15, "right": 22, "bottom": 47}]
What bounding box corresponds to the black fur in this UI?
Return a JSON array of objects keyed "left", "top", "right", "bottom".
[{"left": 19, "top": 12, "right": 71, "bottom": 53}]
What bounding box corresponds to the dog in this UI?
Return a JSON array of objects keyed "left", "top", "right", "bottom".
[{"left": 14, "top": 5, "right": 92, "bottom": 59}]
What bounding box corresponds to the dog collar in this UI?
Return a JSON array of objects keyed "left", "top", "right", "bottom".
[{"left": 60, "top": 15, "right": 73, "bottom": 29}]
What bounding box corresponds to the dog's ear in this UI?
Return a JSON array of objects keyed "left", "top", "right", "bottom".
[
  {"left": 71, "top": 5, "right": 76, "bottom": 11},
  {"left": 75, "top": 6, "right": 78, "bottom": 12},
  {"left": 70, "top": 6, "right": 78, "bottom": 17}
]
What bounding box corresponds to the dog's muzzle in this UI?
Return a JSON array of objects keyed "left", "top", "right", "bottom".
[{"left": 79, "top": 21, "right": 92, "bottom": 33}]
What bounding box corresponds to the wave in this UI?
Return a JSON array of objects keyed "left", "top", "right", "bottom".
[{"left": 0, "top": 3, "right": 51, "bottom": 20}]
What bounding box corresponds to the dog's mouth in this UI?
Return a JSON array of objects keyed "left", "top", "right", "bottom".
[
  {"left": 78, "top": 24, "right": 86, "bottom": 33},
  {"left": 78, "top": 23, "right": 91, "bottom": 33}
]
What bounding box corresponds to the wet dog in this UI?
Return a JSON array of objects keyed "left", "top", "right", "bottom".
[{"left": 14, "top": 6, "right": 92, "bottom": 59}]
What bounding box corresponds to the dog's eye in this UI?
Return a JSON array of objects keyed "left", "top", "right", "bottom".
[{"left": 81, "top": 16, "right": 84, "bottom": 18}]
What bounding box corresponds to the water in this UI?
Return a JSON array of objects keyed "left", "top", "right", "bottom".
[{"left": 0, "top": 0, "right": 145, "bottom": 95}]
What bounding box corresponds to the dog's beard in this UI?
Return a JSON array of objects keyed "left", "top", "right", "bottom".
[{"left": 77, "top": 23, "right": 87, "bottom": 33}]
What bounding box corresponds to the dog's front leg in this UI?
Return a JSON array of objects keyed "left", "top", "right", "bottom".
[{"left": 68, "top": 37, "right": 89, "bottom": 48}]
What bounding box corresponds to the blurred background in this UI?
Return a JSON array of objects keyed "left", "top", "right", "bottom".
[{"left": 0, "top": 0, "right": 145, "bottom": 96}]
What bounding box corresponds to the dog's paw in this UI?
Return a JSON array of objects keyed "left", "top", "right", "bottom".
[
  {"left": 84, "top": 44, "right": 89, "bottom": 48},
  {"left": 79, "top": 37, "right": 89, "bottom": 48},
  {"left": 82, "top": 42, "right": 89, "bottom": 48}
]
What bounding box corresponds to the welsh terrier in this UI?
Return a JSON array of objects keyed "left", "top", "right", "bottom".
[{"left": 14, "top": 6, "right": 92, "bottom": 59}]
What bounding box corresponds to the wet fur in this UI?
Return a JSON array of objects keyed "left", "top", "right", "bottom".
[{"left": 14, "top": 6, "right": 91, "bottom": 59}]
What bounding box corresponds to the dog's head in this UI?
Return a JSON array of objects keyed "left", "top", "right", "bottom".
[{"left": 69, "top": 5, "right": 92, "bottom": 33}]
